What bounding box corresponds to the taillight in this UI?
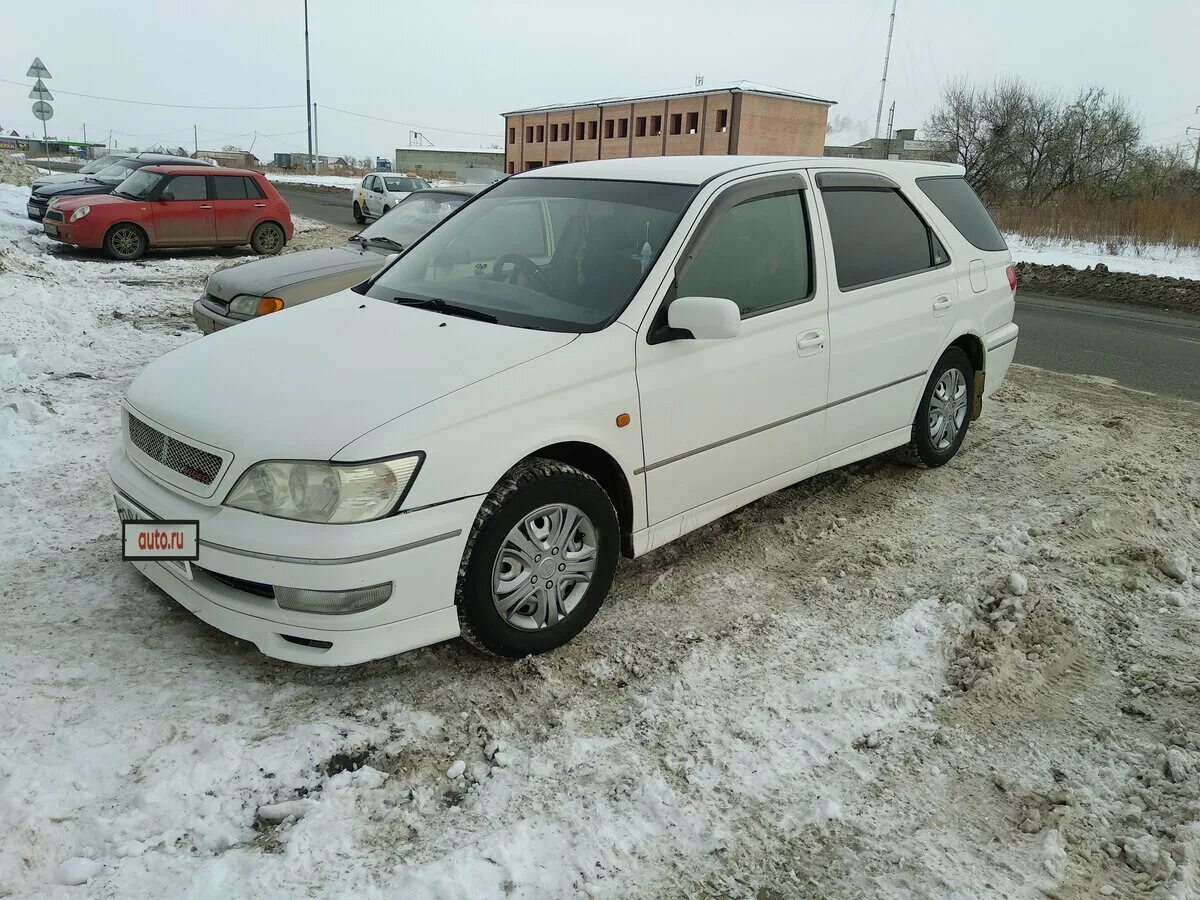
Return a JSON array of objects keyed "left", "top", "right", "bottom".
[{"left": 1006, "top": 264, "right": 1017, "bottom": 294}]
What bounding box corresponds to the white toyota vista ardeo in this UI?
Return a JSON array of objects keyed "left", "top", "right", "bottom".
[{"left": 111, "top": 155, "right": 1018, "bottom": 666}]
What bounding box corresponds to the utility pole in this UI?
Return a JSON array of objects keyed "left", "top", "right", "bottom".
[
  {"left": 313, "top": 103, "right": 320, "bottom": 173},
  {"left": 194, "top": 124, "right": 198, "bottom": 157},
  {"left": 874, "top": 0, "right": 898, "bottom": 139},
  {"left": 304, "top": 0, "right": 313, "bottom": 171}
]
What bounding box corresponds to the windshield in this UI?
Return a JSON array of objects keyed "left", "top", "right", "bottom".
[
  {"left": 383, "top": 176, "right": 428, "bottom": 192},
  {"left": 114, "top": 169, "right": 164, "bottom": 199},
  {"left": 358, "top": 191, "right": 470, "bottom": 245},
  {"left": 365, "top": 178, "right": 694, "bottom": 332},
  {"left": 79, "top": 155, "right": 120, "bottom": 174},
  {"left": 92, "top": 159, "right": 141, "bottom": 179}
]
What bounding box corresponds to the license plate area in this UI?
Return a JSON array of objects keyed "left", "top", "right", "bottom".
[
  {"left": 115, "top": 495, "right": 196, "bottom": 579},
  {"left": 44, "top": 223, "right": 58, "bottom": 236}
]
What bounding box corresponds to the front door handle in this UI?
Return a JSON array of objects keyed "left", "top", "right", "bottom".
[
  {"left": 796, "top": 330, "right": 826, "bottom": 357},
  {"left": 199, "top": 204, "right": 213, "bottom": 209},
  {"left": 932, "top": 295, "right": 952, "bottom": 317}
]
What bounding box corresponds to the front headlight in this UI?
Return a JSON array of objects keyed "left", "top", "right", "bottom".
[
  {"left": 230, "top": 294, "right": 285, "bottom": 317},
  {"left": 69, "top": 205, "right": 91, "bottom": 223},
  {"left": 224, "top": 455, "right": 423, "bottom": 523}
]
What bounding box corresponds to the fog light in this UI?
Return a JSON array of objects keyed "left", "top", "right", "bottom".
[{"left": 275, "top": 582, "right": 392, "bottom": 614}]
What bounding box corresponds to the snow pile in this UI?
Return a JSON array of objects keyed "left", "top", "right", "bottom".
[
  {"left": 265, "top": 172, "right": 361, "bottom": 190},
  {"left": 1005, "top": 232, "right": 1200, "bottom": 280},
  {"left": 0, "top": 153, "right": 41, "bottom": 187}
]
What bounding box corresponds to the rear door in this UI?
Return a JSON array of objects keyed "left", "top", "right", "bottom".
[
  {"left": 212, "top": 175, "right": 263, "bottom": 243},
  {"left": 152, "top": 174, "right": 215, "bottom": 245},
  {"left": 810, "top": 171, "right": 956, "bottom": 456}
]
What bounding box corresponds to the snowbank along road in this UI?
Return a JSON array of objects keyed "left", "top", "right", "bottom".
[{"left": 1, "top": 175, "right": 1200, "bottom": 899}]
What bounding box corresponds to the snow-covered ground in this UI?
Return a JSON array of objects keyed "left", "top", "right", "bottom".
[
  {"left": 1005, "top": 232, "right": 1200, "bottom": 280},
  {"left": 2, "top": 176, "right": 1200, "bottom": 899},
  {"left": 264, "top": 172, "right": 362, "bottom": 190}
]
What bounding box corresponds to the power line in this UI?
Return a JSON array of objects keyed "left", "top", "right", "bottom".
[
  {"left": 0, "top": 77, "right": 302, "bottom": 110},
  {"left": 318, "top": 103, "right": 501, "bottom": 139}
]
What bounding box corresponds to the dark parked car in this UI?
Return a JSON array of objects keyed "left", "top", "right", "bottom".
[
  {"left": 31, "top": 154, "right": 133, "bottom": 191},
  {"left": 26, "top": 153, "right": 215, "bottom": 221},
  {"left": 193, "top": 185, "right": 482, "bottom": 332}
]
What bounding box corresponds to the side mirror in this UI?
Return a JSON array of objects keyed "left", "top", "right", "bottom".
[{"left": 667, "top": 296, "right": 741, "bottom": 340}]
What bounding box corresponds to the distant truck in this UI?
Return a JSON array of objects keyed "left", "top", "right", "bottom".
[{"left": 375, "top": 158, "right": 392, "bottom": 171}]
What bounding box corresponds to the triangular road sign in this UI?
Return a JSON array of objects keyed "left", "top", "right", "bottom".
[
  {"left": 29, "top": 79, "right": 54, "bottom": 101},
  {"left": 26, "top": 57, "right": 52, "bottom": 79}
]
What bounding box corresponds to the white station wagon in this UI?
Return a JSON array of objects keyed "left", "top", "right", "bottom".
[{"left": 111, "top": 156, "right": 1019, "bottom": 665}]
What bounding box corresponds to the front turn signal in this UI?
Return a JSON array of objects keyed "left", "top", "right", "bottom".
[{"left": 257, "top": 297, "right": 285, "bottom": 316}]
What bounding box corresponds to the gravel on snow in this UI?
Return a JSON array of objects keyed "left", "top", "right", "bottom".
[{"left": 1, "top": 180, "right": 1199, "bottom": 899}]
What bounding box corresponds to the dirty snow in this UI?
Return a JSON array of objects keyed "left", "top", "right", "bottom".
[
  {"left": 265, "top": 172, "right": 362, "bottom": 190},
  {"left": 1005, "top": 232, "right": 1200, "bottom": 280},
  {"left": 2, "top": 176, "right": 1200, "bottom": 899}
]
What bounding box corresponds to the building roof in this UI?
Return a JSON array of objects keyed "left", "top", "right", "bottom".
[
  {"left": 503, "top": 80, "right": 836, "bottom": 116},
  {"left": 394, "top": 146, "right": 504, "bottom": 155},
  {"left": 515, "top": 155, "right": 962, "bottom": 186}
]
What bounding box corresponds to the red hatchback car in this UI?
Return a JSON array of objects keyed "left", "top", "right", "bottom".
[{"left": 44, "top": 166, "right": 294, "bottom": 260}]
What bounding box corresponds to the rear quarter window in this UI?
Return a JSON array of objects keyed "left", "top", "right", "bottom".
[{"left": 917, "top": 177, "right": 1007, "bottom": 252}]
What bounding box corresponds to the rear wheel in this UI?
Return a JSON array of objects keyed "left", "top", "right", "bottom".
[
  {"left": 456, "top": 458, "right": 619, "bottom": 658},
  {"left": 352, "top": 201, "right": 365, "bottom": 224},
  {"left": 103, "top": 224, "right": 147, "bottom": 261},
  {"left": 250, "top": 222, "right": 285, "bottom": 256},
  {"left": 902, "top": 347, "right": 975, "bottom": 468}
]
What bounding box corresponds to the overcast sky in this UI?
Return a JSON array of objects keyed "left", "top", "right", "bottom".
[{"left": 2, "top": 0, "right": 1197, "bottom": 161}]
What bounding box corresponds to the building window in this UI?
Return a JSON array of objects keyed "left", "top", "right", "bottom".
[
  {"left": 635, "top": 116, "right": 647, "bottom": 137},
  {"left": 525, "top": 161, "right": 543, "bottom": 171},
  {"left": 716, "top": 109, "right": 728, "bottom": 133},
  {"left": 536, "top": 125, "right": 545, "bottom": 142},
  {"left": 686, "top": 112, "right": 699, "bottom": 135},
  {"left": 550, "top": 124, "right": 558, "bottom": 142},
  {"left": 670, "top": 113, "right": 683, "bottom": 135},
  {"left": 588, "top": 120, "right": 598, "bottom": 140},
  {"left": 508, "top": 126, "right": 516, "bottom": 144},
  {"left": 604, "top": 119, "right": 615, "bottom": 139},
  {"left": 618, "top": 118, "right": 629, "bottom": 138},
  {"left": 526, "top": 126, "right": 534, "bottom": 143},
  {"left": 651, "top": 115, "right": 663, "bottom": 136}
]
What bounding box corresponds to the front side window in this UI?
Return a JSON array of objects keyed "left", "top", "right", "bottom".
[
  {"left": 820, "top": 186, "right": 947, "bottom": 290},
  {"left": 163, "top": 175, "right": 208, "bottom": 201},
  {"left": 365, "top": 178, "right": 694, "bottom": 332},
  {"left": 678, "top": 192, "right": 811, "bottom": 317}
]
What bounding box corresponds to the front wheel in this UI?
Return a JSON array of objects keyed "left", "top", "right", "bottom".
[
  {"left": 903, "top": 347, "right": 975, "bottom": 468},
  {"left": 103, "top": 223, "right": 147, "bottom": 261},
  {"left": 456, "top": 459, "right": 619, "bottom": 657},
  {"left": 250, "top": 222, "right": 285, "bottom": 256},
  {"left": 352, "top": 201, "right": 365, "bottom": 224}
]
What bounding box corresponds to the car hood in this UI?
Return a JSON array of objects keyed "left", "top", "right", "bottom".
[
  {"left": 33, "top": 172, "right": 89, "bottom": 188},
  {"left": 125, "top": 290, "right": 576, "bottom": 465},
  {"left": 205, "top": 244, "right": 384, "bottom": 300},
  {"left": 35, "top": 178, "right": 121, "bottom": 199}
]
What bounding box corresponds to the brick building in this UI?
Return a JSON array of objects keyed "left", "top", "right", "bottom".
[{"left": 503, "top": 81, "right": 834, "bottom": 174}]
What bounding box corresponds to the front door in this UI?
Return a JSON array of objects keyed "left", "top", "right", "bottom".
[
  {"left": 636, "top": 175, "right": 830, "bottom": 526},
  {"left": 365, "top": 176, "right": 385, "bottom": 218},
  {"left": 212, "top": 174, "right": 263, "bottom": 243},
  {"left": 152, "top": 173, "right": 215, "bottom": 245}
]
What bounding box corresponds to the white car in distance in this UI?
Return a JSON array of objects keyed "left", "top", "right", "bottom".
[
  {"left": 111, "top": 155, "right": 1019, "bottom": 666},
  {"left": 353, "top": 173, "right": 430, "bottom": 223}
]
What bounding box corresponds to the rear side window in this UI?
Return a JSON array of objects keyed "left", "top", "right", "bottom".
[
  {"left": 917, "top": 176, "right": 1007, "bottom": 251},
  {"left": 245, "top": 176, "right": 266, "bottom": 199},
  {"left": 820, "top": 187, "right": 947, "bottom": 290},
  {"left": 213, "top": 176, "right": 248, "bottom": 200}
]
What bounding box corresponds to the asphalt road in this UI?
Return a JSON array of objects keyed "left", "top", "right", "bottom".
[
  {"left": 277, "top": 183, "right": 1200, "bottom": 402},
  {"left": 276, "top": 184, "right": 360, "bottom": 230}
]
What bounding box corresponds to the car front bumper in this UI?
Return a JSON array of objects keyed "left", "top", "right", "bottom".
[
  {"left": 110, "top": 444, "right": 480, "bottom": 665},
  {"left": 43, "top": 216, "right": 105, "bottom": 248}
]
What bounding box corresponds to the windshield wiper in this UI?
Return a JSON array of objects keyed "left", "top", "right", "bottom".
[
  {"left": 391, "top": 295, "right": 497, "bottom": 323},
  {"left": 366, "top": 236, "right": 404, "bottom": 251}
]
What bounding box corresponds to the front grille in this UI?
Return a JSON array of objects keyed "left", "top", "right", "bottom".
[
  {"left": 200, "top": 567, "right": 275, "bottom": 599},
  {"left": 127, "top": 414, "right": 222, "bottom": 485},
  {"left": 44, "top": 210, "right": 64, "bottom": 222},
  {"left": 201, "top": 293, "right": 230, "bottom": 314}
]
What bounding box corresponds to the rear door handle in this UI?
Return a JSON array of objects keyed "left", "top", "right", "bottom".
[
  {"left": 932, "top": 294, "right": 952, "bottom": 317},
  {"left": 796, "top": 330, "right": 826, "bottom": 357},
  {"left": 253, "top": 203, "right": 267, "bottom": 208}
]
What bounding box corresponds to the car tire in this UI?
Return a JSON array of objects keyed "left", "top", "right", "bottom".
[
  {"left": 902, "top": 347, "right": 975, "bottom": 468},
  {"left": 103, "top": 223, "right": 147, "bottom": 261},
  {"left": 455, "top": 458, "right": 619, "bottom": 658},
  {"left": 352, "top": 202, "right": 365, "bottom": 225},
  {"left": 250, "top": 222, "right": 286, "bottom": 256}
]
